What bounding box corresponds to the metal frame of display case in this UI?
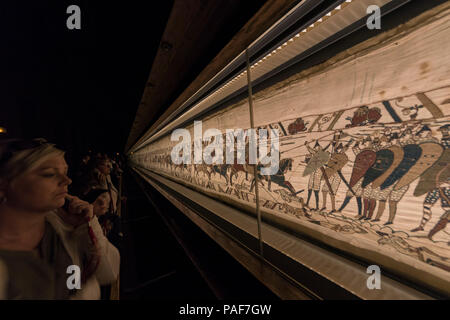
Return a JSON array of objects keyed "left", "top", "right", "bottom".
[{"left": 132, "top": 165, "right": 441, "bottom": 299}]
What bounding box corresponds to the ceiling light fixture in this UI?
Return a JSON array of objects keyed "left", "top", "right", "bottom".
[{"left": 212, "top": 0, "right": 353, "bottom": 103}]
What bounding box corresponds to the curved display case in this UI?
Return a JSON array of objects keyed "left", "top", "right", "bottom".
[{"left": 129, "top": 0, "right": 450, "bottom": 299}]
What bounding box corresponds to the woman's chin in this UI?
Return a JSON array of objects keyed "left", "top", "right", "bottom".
[{"left": 56, "top": 198, "right": 66, "bottom": 208}]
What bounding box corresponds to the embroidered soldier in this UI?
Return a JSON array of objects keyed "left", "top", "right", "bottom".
[
  {"left": 411, "top": 183, "right": 449, "bottom": 237},
  {"left": 359, "top": 132, "right": 404, "bottom": 221},
  {"left": 394, "top": 142, "right": 444, "bottom": 191},
  {"left": 371, "top": 144, "right": 422, "bottom": 223},
  {"left": 321, "top": 142, "right": 349, "bottom": 212},
  {"left": 380, "top": 144, "right": 422, "bottom": 190},
  {"left": 414, "top": 149, "right": 450, "bottom": 197},
  {"left": 413, "top": 125, "right": 439, "bottom": 144},
  {"left": 360, "top": 148, "right": 395, "bottom": 220},
  {"left": 303, "top": 141, "right": 331, "bottom": 210},
  {"left": 338, "top": 139, "right": 376, "bottom": 216},
  {"left": 411, "top": 163, "right": 449, "bottom": 241},
  {"left": 412, "top": 128, "right": 450, "bottom": 234},
  {"left": 382, "top": 142, "right": 444, "bottom": 225}
]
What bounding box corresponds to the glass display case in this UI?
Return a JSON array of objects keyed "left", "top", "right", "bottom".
[{"left": 129, "top": 0, "right": 450, "bottom": 299}]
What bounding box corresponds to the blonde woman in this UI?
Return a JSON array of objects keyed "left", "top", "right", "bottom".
[{"left": 0, "top": 138, "right": 120, "bottom": 299}]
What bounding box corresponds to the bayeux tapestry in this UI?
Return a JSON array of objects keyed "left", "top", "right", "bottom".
[{"left": 132, "top": 3, "right": 450, "bottom": 295}]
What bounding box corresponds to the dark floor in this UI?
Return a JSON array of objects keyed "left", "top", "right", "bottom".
[{"left": 119, "top": 167, "right": 279, "bottom": 300}]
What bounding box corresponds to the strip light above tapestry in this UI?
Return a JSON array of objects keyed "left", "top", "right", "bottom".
[{"left": 129, "top": 0, "right": 410, "bottom": 153}]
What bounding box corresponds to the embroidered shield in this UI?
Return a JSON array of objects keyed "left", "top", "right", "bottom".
[
  {"left": 413, "top": 149, "right": 450, "bottom": 196},
  {"left": 324, "top": 153, "right": 349, "bottom": 177},
  {"left": 349, "top": 150, "right": 377, "bottom": 188},
  {"left": 302, "top": 149, "right": 330, "bottom": 177},
  {"left": 372, "top": 145, "right": 404, "bottom": 189},
  {"left": 380, "top": 144, "right": 422, "bottom": 190},
  {"left": 394, "top": 142, "right": 444, "bottom": 190},
  {"left": 362, "top": 149, "right": 394, "bottom": 188}
]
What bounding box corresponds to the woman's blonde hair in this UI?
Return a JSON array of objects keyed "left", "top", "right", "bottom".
[{"left": 0, "top": 138, "right": 65, "bottom": 183}]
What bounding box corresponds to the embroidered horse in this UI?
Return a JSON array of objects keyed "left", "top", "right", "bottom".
[
  {"left": 211, "top": 164, "right": 230, "bottom": 185},
  {"left": 195, "top": 163, "right": 211, "bottom": 180},
  {"left": 250, "top": 158, "right": 296, "bottom": 194}
]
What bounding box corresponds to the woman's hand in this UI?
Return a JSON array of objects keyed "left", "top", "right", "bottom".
[{"left": 58, "top": 194, "right": 94, "bottom": 227}]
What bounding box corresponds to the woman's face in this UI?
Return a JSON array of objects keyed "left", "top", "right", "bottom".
[
  {"left": 93, "top": 192, "right": 110, "bottom": 216},
  {"left": 2, "top": 154, "right": 72, "bottom": 212}
]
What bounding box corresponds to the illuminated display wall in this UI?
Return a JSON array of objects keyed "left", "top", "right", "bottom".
[{"left": 131, "top": 3, "right": 450, "bottom": 295}]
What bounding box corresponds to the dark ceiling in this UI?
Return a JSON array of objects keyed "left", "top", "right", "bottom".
[
  {"left": 125, "top": 0, "right": 299, "bottom": 151},
  {"left": 1, "top": 0, "right": 272, "bottom": 162}
]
